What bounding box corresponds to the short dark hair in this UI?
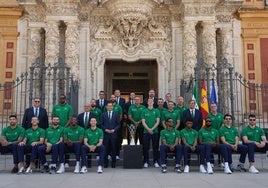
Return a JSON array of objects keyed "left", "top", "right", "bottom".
[
  {"left": 185, "top": 117, "right": 193, "bottom": 122},
  {"left": 248, "top": 114, "right": 256, "bottom": 119},
  {"left": 224, "top": 114, "right": 232, "bottom": 119},
  {"left": 9, "top": 114, "right": 17, "bottom": 119}
]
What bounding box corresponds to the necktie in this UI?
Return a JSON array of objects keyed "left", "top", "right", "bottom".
[
  {"left": 100, "top": 100, "right": 103, "bottom": 107},
  {"left": 109, "top": 112, "right": 111, "bottom": 120},
  {"left": 85, "top": 112, "right": 89, "bottom": 127},
  {"left": 35, "top": 108, "right": 38, "bottom": 117},
  {"left": 191, "top": 110, "right": 194, "bottom": 118}
]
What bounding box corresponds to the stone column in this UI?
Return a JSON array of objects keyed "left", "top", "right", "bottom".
[
  {"left": 202, "top": 21, "right": 216, "bottom": 65},
  {"left": 29, "top": 27, "right": 41, "bottom": 64},
  {"left": 221, "top": 27, "right": 233, "bottom": 65},
  {"left": 182, "top": 20, "right": 197, "bottom": 80},
  {"left": 45, "top": 21, "right": 60, "bottom": 65},
  {"left": 65, "top": 21, "right": 79, "bottom": 80}
]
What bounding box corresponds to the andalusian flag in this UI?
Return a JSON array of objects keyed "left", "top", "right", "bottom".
[
  {"left": 192, "top": 82, "right": 199, "bottom": 109},
  {"left": 200, "top": 80, "right": 209, "bottom": 125}
]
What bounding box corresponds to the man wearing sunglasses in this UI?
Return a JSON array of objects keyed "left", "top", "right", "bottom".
[
  {"left": 22, "top": 97, "right": 49, "bottom": 130},
  {"left": 242, "top": 114, "right": 268, "bottom": 173}
]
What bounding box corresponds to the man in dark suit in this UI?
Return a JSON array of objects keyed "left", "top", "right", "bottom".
[
  {"left": 101, "top": 101, "right": 120, "bottom": 168},
  {"left": 143, "top": 89, "right": 158, "bottom": 108},
  {"left": 182, "top": 99, "right": 203, "bottom": 131},
  {"left": 22, "top": 97, "right": 49, "bottom": 130},
  {"left": 114, "top": 89, "right": 126, "bottom": 159},
  {"left": 163, "top": 93, "right": 176, "bottom": 109},
  {"left": 96, "top": 90, "right": 108, "bottom": 112},
  {"left": 77, "top": 103, "right": 96, "bottom": 129}
]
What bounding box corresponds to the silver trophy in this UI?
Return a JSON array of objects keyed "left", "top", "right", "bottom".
[{"left": 127, "top": 124, "right": 136, "bottom": 145}]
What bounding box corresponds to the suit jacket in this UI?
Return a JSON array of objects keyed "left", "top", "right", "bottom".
[
  {"left": 101, "top": 111, "right": 120, "bottom": 138},
  {"left": 22, "top": 107, "right": 49, "bottom": 130},
  {"left": 96, "top": 99, "right": 108, "bottom": 112},
  {"left": 77, "top": 112, "right": 96, "bottom": 129},
  {"left": 182, "top": 108, "right": 203, "bottom": 131},
  {"left": 143, "top": 97, "right": 158, "bottom": 108},
  {"left": 116, "top": 97, "right": 126, "bottom": 109}
]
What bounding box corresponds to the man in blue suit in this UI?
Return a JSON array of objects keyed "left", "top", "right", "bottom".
[
  {"left": 77, "top": 103, "right": 96, "bottom": 129},
  {"left": 101, "top": 101, "right": 120, "bottom": 168},
  {"left": 22, "top": 97, "right": 49, "bottom": 130},
  {"left": 182, "top": 99, "right": 203, "bottom": 131},
  {"left": 96, "top": 90, "right": 108, "bottom": 112}
]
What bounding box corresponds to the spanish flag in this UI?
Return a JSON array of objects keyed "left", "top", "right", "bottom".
[{"left": 200, "top": 80, "right": 209, "bottom": 126}]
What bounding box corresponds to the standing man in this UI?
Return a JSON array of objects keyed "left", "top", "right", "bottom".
[
  {"left": 157, "top": 98, "right": 166, "bottom": 139},
  {"left": 17, "top": 117, "right": 45, "bottom": 174},
  {"left": 161, "top": 101, "right": 180, "bottom": 130},
  {"left": 62, "top": 116, "right": 84, "bottom": 174},
  {"left": 124, "top": 92, "right": 136, "bottom": 144},
  {"left": 77, "top": 103, "right": 96, "bottom": 129},
  {"left": 174, "top": 96, "right": 188, "bottom": 130},
  {"left": 199, "top": 117, "right": 231, "bottom": 174},
  {"left": 128, "top": 96, "right": 146, "bottom": 145},
  {"left": 0, "top": 115, "right": 25, "bottom": 173},
  {"left": 90, "top": 99, "right": 103, "bottom": 128},
  {"left": 219, "top": 114, "right": 247, "bottom": 172},
  {"left": 96, "top": 90, "right": 108, "bottom": 113},
  {"left": 101, "top": 101, "right": 120, "bottom": 168},
  {"left": 141, "top": 98, "right": 160, "bottom": 168},
  {"left": 182, "top": 100, "right": 203, "bottom": 131},
  {"left": 181, "top": 117, "right": 206, "bottom": 173},
  {"left": 163, "top": 93, "right": 176, "bottom": 109},
  {"left": 38, "top": 115, "right": 65, "bottom": 174},
  {"left": 81, "top": 117, "right": 105, "bottom": 173},
  {"left": 22, "top": 97, "right": 48, "bottom": 130},
  {"left": 242, "top": 114, "right": 268, "bottom": 173},
  {"left": 159, "top": 118, "right": 182, "bottom": 173},
  {"left": 143, "top": 89, "right": 158, "bottom": 108},
  {"left": 207, "top": 103, "right": 224, "bottom": 130}
]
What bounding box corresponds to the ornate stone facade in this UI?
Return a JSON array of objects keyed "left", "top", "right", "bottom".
[{"left": 15, "top": 0, "right": 243, "bottom": 108}]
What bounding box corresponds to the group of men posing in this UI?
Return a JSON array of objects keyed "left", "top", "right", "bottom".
[{"left": 0, "top": 89, "right": 268, "bottom": 175}]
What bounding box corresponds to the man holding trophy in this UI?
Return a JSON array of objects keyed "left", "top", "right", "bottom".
[{"left": 127, "top": 96, "right": 146, "bottom": 145}]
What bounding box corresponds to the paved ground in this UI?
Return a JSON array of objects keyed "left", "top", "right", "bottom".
[{"left": 0, "top": 154, "right": 268, "bottom": 188}]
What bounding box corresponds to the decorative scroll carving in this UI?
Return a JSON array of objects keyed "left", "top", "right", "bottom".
[
  {"left": 202, "top": 21, "right": 216, "bottom": 65},
  {"left": 29, "top": 28, "right": 42, "bottom": 64},
  {"left": 45, "top": 21, "right": 59, "bottom": 65}
]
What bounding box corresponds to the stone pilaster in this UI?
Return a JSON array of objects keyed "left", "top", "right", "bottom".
[
  {"left": 221, "top": 27, "right": 233, "bottom": 65},
  {"left": 182, "top": 21, "right": 197, "bottom": 80},
  {"left": 65, "top": 21, "right": 79, "bottom": 80},
  {"left": 45, "top": 21, "right": 60, "bottom": 65},
  {"left": 29, "top": 28, "right": 42, "bottom": 64},
  {"left": 202, "top": 21, "right": 216, "bottom": 65}
]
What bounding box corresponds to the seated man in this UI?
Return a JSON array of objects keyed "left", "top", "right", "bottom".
[
  {"left": 81, "top": 117, "right": 105, "bottom": 173},
  {"left": 219, "top": 114, "right": 247, "bottom": 172},
  {"left": 63, "top": 116, "right": 84, "bottom": 174},
  {"left": 242, "top": 114, "right": 268, "bottom": 173},
  {"left": 38, "top": 115, "right": 65, "bottom": 174},
  {"left": 199, "top": 117, "right": 232, "bottom": 174},
  {"left": 0, "top": 115, "right": 25, "bottom": 173},
  {"left": 17, "top": 116, "right": 45, "bottom": 174},
  {"left": 159, "top": 118, "right": 182, "bottom": 173},
  {"left": 181, "top": 117, "right": 206, "bottom": 173}
]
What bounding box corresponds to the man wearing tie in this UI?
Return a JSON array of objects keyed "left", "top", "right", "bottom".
[
  {"left": 77, "top": 103, "right": 96, "bottom": 129},
  {"left": 101, "top": 101, "right": 120, "bottom": 168},
  {"left": 22, "top": 97, "right": 49, "bottom": 130},
  {"left": 182, "top": 100, "right": 203, "bottom": 131},
  {"left": 96, "top": 91, "right": 107, "bottom": 112}
]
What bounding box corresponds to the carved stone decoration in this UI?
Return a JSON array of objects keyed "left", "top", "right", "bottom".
[
  {"left": 43, "top": 0, "right": 80, "bottom": 16},
  {"left": 22, "top": 3, "right": 45, "bottom": 22},
  {"left": 45, "top": 21, "right": 60, "bottom": 65},
  {"left": 29, "top": 28, "right": 42, "bottom": 65},
  {"left": 65, "top": 21, "right": 80, "bottom": 80},
  {"left": 182, "top": 21, "right": 197, "bottom": 80},
  {"left": 202, "top": 21, "right": 216, "bottom": 65},
  {"left": 221, "top": 27, "right": 233, "bottom": 65}
]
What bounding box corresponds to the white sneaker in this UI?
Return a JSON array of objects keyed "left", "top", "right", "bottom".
[
  {"left": 17, "top": 167, "right": 24, "bottom": 175},
  {"left": 108, "top": 155, "right": 111, "bottom": 160},
  {"left": 25, "top": 167, "right": 32, "bottom": 174},
  {"left": 154, "top": 162, "right": 160, "bottom": 168},
  {"left": 199, "top": 165, "right": 207, "bottom": 173},
  {"left": 184, "top": 165, "right": 189, "bottom": 173},
  {"left": 207, "top": 164, "right": 214, "bottom": 174},
  {"left": 249, "top": 166, "right": 259, "bottom": 174},
  {"left": 96, "top": 156, "right": 100, "bottom": 160},
  {"left": 74, "top": 164, "right": 80, "bottom": 174},
  {"left": 80, "top": 166, "right": 87, "bottom": 174},
  {"left": 97, "top": 165, "right": 103, "bottom": 173},
  {"left": 56, "top": 164, "right": 65, "bottom": 174},
  {"left": 64, "top": 163, "right": 69, "bottom": 168},
  {"left": 116, "top": 156, "right": 120, "bottom": 160},
  {"left": 224, "top": 166, "right": 232, "bottom": 174},
  {"left": 143, "top": 162, "right": 148, "bottom": 168}
]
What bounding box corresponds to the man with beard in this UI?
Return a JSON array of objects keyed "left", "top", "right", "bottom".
[{"left": 90, "top": 99, "right": 103, "bottom": 128}]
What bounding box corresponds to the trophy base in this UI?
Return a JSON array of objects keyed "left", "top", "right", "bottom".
[{"left": 123, "top": 145, "right": 143, "bottom": 169}]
